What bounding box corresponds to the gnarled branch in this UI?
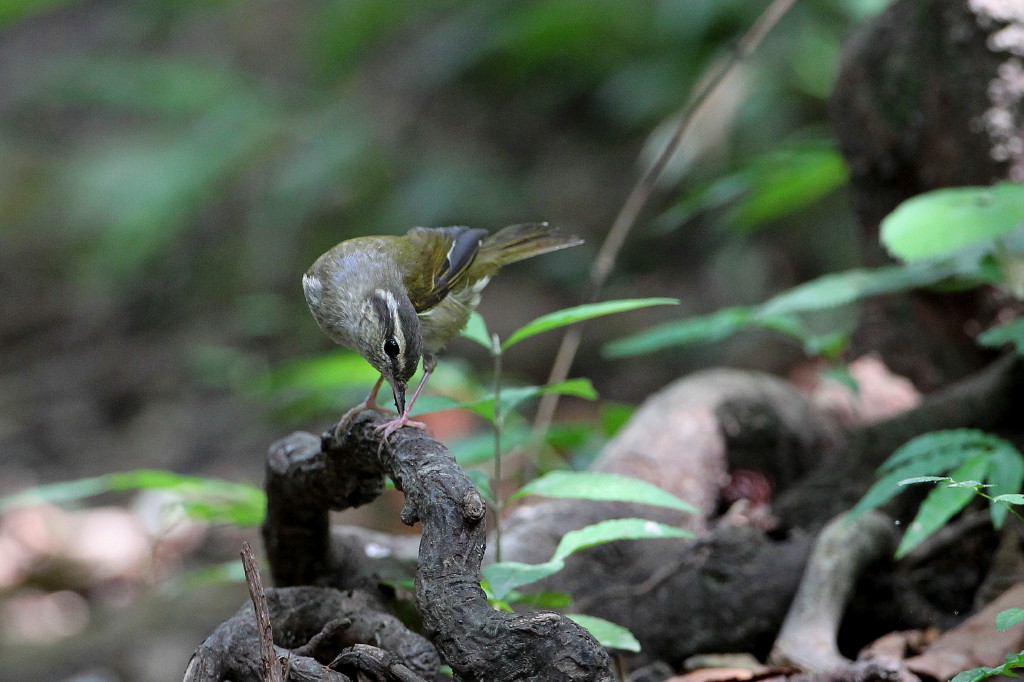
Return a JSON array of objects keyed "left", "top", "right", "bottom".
[{"left": 261, "top": 412, "right": 614, "bottom": 682}]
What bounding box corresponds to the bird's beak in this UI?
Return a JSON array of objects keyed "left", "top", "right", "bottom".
[{"left": 392, "top": 382, "right": 407, "bottom": 415}]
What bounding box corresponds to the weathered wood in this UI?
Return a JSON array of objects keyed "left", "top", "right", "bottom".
[
  {"left": 255, "top": 412, "right": 614, "bottom": 682},
  {"left": 184, "top": 586, "right": 434, "bottom": 682}
]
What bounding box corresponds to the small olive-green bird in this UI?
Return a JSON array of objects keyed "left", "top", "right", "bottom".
[{"left": 303, "top": 223, "right": 582, "bottom": 438}]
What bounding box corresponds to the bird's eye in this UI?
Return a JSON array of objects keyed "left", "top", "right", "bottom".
[{"left": 383, "top": 338, "right": 400, "bottom": 357}]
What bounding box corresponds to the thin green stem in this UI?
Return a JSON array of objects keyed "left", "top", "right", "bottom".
[
  {"left": 924, "top": 478, "right": 1024, "bottom": 525},
  {"left": 970, "top": 486, "right": 1024, "bottom": 525},
  {"left": 490, "top": 333, "right": 504, "bottom": 563}
]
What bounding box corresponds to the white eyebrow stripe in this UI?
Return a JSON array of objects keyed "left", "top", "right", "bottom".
[{"left": 375, "top": 288, "right": 403, "bottom": 352}]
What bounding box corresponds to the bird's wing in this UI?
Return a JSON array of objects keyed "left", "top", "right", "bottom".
[{"left": 400, "top": 227, "right": 488, "bottom": 313}]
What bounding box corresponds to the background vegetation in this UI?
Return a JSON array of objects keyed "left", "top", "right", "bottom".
[{"left": 0, "top": 1, "right": 889, "bottom": 680}]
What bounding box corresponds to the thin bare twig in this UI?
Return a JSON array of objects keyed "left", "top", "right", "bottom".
[
  {"left": 241, "top": 541, "right": 289, "bottom": 682},
  {"left": 530, "top": 0, "right": 799, "bottom": 445}
]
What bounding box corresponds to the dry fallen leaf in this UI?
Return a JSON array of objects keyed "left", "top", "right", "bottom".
[
  {"left": 905, "top": 582, "right": 1024, "bottom": 681},
  {"left": 665, "top": 668, "right": 755, "bottom": 682}
]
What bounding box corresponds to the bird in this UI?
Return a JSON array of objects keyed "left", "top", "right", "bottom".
[{"left": 302, "top": 222, "right": 583, "bottom": 440}]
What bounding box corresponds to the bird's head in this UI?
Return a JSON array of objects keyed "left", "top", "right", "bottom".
[{"left": 357, "top": 288, "right": 422, "bottom": 413}]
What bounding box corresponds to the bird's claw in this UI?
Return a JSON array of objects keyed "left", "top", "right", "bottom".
[
  {"left": 334, "top": 401, "right": 397, "bottom": 439},
  {"left": 375, "top": 415, "right": 429, "bottom": 441}
]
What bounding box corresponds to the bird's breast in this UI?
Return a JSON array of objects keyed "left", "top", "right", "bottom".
[{"left": 417, "top": 282, "right": 486, "bottom": 353}]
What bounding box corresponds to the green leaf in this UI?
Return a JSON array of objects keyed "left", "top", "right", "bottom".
[
  {"left": 402, "top": 393, "right": 462, "bottom": 416},
  {"left": 63, "top": 103, "right": 274, "bottom": 285},
  {"left": 604, "top": 262, "right": 958, "bottom": 360},
  {"left": 461, "top": 311, "right": 492, "bottom": 349},
  {"left": 899, "top": 476, "right": 951, "bottom": 486},
  {"left": 994, "top": 494, "right": 1024, "bottom": 505},
  {"left": 175, "top": 559, "right": 249, "bottom": 591},
  {"left": 950, "top": 651, "right": 1024, "bottom": 682},
  {"left": 510, "top": 471, "right": 697, "bottom": 513},
  {"left": 1006, "top": 652, "right": 1024, "bottom": 671},
  {"left": 253, "top": 350, "right": 385, "bottom": 419},
  {"left": 566, "top": 614, "right": 641, "bottom": 652},
  {"left": 799, "top": 330, "right": 849, "bottom": 360},
  {"left": 0, "top": 0, "right": 89, "bottom": 30},
  {"left": 880, "top": 430, "right": 1012, "bottom": 475},
  {"left": 854, "top": 429, "right": 1024, "bottom": 529},
  {"left": 0, "top": 476, "right": 114, "bottom": 512},
  {"left": 599, "top": 402, "right": 635, "bottom": 437},
  {"left": 896, "top": 455, "right": 990, "bottom": 558},
  {"left": 759, "top": 263, "right": 956, "bottom": 316},
  {"left": 881, "top": 184, "right": 1024, "bottom": 262},
  {"left": 542, "top": 422, "right": 597, "bottom": 452},
  {"left": 950, "top": 667, "right": 993, "bottom": 682},
  {"left": 662, "top": 142, "right": 847, "bottom": 236},
  {"left": 947, "top": 480, "right": 987, "bottom": 490},
  {"left": 0, "top": 470, "right": 266, "bottom": 526},
  {"left": 420, "top": 378, "right": 598, "bottom": 421},
  {"left": 482, "top": 519, "right": 691, "bottom": 601},
  {"left": 988, "top": 444, "right": 1024, "bottom": 528},
  {"left": 487, "top": 597, "right": 514, "bottom": 613},
  {"left": 449, "top": 425, "right": 531, "bottom": 466},
  {"left": 851, "top": 430, "right": 1008, "bottom": 519},
  {"left": 267, "top": 352, "right": 380, "bottom": 392},
  {"left": 979, "top": 317, "right": 1024, "bottom": 355},
  {"left": 506, "top": 590, "right": 573, "bottom": 609},
  {"left": 110, "top": 471, "right": 266, "bottom": 526},
  {"left": 657, "top": 174, "right": 749, "bottom": 233},
  {"left": 854, "top": 468, "right": 948, "bottom": 519},
  {"left": 822, "top": 365, "right": 859, "bottom": 394},
  {"left": 482, "top": 561, "right": 564, "bottom": 602},
  {"left": 727, "top": 142, "right": 848, "bottom": 233},
  {"left": 464, "top": 470, "right": 496, "bottom": 507},
  {"left": 602, "top": 306, "right": 758, "bottom": 358},
  {"left": 997, "top": 608, "right": 1024, "bottom": 632},
  {"left": 603, "top": 306, "right": 841, "bottom": 360},
  {"left": 492, "top": 378, "right": 599, "bottom": 416},
  {"left": 39, "top": 57, "right": 258, "bottom": 118},
  {"left": 550, "top": 518, "right": 693, "bottom": 563},
  {"left": 503, "top": 298, "right": 679, "bottom": 350}
]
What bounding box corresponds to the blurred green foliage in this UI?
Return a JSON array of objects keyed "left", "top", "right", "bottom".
[
  {"left": 1, "top": 0, "right": 885, "bottom": 433},
  {"left": 606, "top": 182, "right": 1024, "bottom": 364},
  {"left": 2, "top": 0, "right": 877, "bottom": 267},
  {"left": 0, "top": 468, "right": 265, "bottom": 526},
  {"left": 852, "top": 429, "right": 1024, "bottom": 557}
]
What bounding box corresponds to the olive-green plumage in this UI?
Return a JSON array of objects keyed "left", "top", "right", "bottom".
[{"left": 303, "top": 222, "right": 582, "bottom": 435}]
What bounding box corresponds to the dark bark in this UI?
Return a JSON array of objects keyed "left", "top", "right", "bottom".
[
  {"left": 497, "top": 369, "right": 834, "bottom": 663},
  {"left": 259, "top": 413, "right": 614, "bottom": 682},
  {"left": 831, "top": 0, "right": 1024, "bottom": 390},
  {"left": 831, "top": 0, "right": 1019, "bottom": 242},
  {"left": 183, "top": 586, "right": 435, "bottom": 682},
  {"left": 496, "top": 357, "right": 1021, "bottom": 667},
  {"left": 239, "top": 356, "right": 1021, "bottom": 675},
  {"left": 262, "top": 430, "right": 389, "bottom": 590}
]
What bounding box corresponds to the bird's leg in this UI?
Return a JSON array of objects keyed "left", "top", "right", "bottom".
[
  {"left": 334, "top": 375, "right": 396, "bottom": 438},
  {"left": 376, "top": 367, "right": 432, "bottom": 440},
  {"left": 360, "top": 375, "right": 392, "bottom": 413}
]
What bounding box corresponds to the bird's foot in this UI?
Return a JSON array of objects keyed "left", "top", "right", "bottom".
[
  {"left": 334, "top": 400, "right": 397, "bottom": 439},
  {"left": 375, "top": 414, "right": 429, "bottom": 442}
]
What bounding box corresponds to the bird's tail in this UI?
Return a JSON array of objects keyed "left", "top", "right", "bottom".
[{"left": 481, "top": 222, "right": 583, "bottom": 266}]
